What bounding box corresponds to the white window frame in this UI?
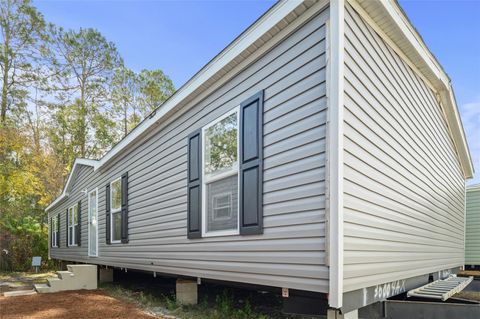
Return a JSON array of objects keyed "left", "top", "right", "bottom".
[
  {"left": 68, "top": 204, "right": 78, "bottom": 247},
  {"left": 110, "top": 177, "right": 122, "bottom": 244},
  {"left": 88, "top": 188, "right": 99, "bottom": 257},
  {"left": 52, "top": 214, "right": 58, "bottom": 248},
  {"left": 201, "top": 107, "right": 240, "bottom": 237}
]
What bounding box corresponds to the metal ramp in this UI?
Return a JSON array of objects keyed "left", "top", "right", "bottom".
[{"left": 407, "top": 275, "right": 473, "bottom": 301}]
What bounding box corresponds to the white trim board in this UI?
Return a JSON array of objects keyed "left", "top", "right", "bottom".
[
  {"left": 347, "top": 0, "right": 473, "bottom": 179},
  {"left": 326, "top": 0, "right": 345, "bottom": 309}
]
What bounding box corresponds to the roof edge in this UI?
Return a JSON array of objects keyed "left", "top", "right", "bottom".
[
  {"left": 440, "top": 87, "right": 474, "bottom": 179},
  {"left": 96, "top": 0, "right": 308, "bottom": 170},
  {"left": 46, "top": 158, "right": 98, "bottom": 212},
  {"left": 385, "top": 0, "right": 474, "bottom": 179},
  {"left": 349, "top": 0, "right": 474, "bottom": 179},
  {"left": 45, "top": 0, "right": 318, "bottom": 212},
  {"left": 46, "top": 0, "right": 475, "bottom": 213}
]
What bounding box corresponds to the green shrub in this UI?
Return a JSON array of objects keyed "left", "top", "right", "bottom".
[{"left": 0, "top": 215, "right": 57, "bottom": 271}]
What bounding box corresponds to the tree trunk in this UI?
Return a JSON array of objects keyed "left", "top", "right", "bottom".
[
  {"left": 1, "top": 65, "right": 8, "bottom": 123},
  {"left": 1, "top": 28, "right": 10, "bottom": 124},
  {"left": 124, "top": 104, "right": 128, "bottom": 137},
  {"left": 79, "top": 84, "right": 87, "bottom": 157}
]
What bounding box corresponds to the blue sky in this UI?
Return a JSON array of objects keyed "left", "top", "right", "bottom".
[{"left": 35, "top": 0, "right": 479, "bottom": 185}]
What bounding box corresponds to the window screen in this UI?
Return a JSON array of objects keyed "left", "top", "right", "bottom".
[{"left": 206, "top": 174, "right": 238, "bottom": 232}]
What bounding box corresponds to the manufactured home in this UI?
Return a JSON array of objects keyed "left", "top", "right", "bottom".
[
  {"left": 466, "top": 184, "right": 480, "bottom": 268},
  {"left": 46, "top": 0, "right": 474, "bottom": 317}
]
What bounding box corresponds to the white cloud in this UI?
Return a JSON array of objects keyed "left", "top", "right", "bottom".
[{"left": 459, "top": 98, "right": 480, "bottom": 186}]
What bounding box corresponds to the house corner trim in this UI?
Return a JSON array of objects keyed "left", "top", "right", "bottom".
[{"left": 327, "top": 0, "right": 345, "bottom": 309}]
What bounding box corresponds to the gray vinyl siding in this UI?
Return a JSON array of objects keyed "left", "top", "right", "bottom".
[
  {"left": 49, "top": 9, "right": 329, "bottom": 293},
  {"left": 342, "top": 4, "right": 465, "bottom": 292},
  {"left": 466, "top": 188, "right": 480, "bottom": 265}
]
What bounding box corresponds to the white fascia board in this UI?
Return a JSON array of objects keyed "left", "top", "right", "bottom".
[
  {"left": 45, "top": 158, "right": 98, "bottom": 212},
  {"left": 382, "top": 0, "right": 473, "bottom": 178},
  {"left": 45, "top": 193, "right": 68, "bottom": 213},
  {"left": 442, "top": 87, "right": 474, "bottom": 179},
  {"left": 327, "top": 0, "right": 345, "bottom": 310},
  {"left": 348, "top": 0, "right": 474, "bottom": 179},
  {"left": 383, "top": 0, "right": 449, "bottom": 86},
  {"left": 96, "top": 0, "right": 307, "bottom": 170},
  {"left": 75, "top": 158, "right": 99, "bottom": 168}
]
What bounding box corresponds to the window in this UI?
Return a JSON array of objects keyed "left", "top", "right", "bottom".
[
  {"left": 213, "top": 193, "right": 232, "bottom": 220},
  {"left": 88, "top": 188, "right": 98, "bottom": 256},
  {"left": 68, "top": 204, "right": 79, "bottom": 246},
  {"left": 110, "top": 177, "right": 122, "bottom": 243},
  {"left": 187, "top": 91, "right": 264, "bottom": 239},
  {"left": 52, "top": 215, "right": 59, "bottom": 247},
  {"left": 202, "top": 108, "right": 239, "bottom": 236}
]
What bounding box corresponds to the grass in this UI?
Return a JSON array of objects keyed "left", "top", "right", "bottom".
[
  {"left": 99, "top": 282, "right": 279, "bottom": 319},
  {"left": 0, "top": 271, "right": 55, "bottom": 284}
]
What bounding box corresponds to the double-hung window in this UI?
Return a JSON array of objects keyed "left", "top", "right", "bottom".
[
  {"left": 52, "top": 215, "right": 59, "bottom": 247},
  {"left": 110, "top": 177, "right": 122, "bottom": 243},
  {"left": 68, "top": 205, "right": 79, "bottom": 246},
  {"left": 187, "top": 91, "right": 264, "bottom": 239},
  {"left": 202, "top": 107, "right": 240, "bottom": 236}
]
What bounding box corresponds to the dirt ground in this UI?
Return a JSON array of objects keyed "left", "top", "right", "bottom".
[{"left": 0, "top": 290, "right": 160, "bottom": 319}]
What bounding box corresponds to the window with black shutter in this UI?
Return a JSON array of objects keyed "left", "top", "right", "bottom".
[
  {"left": 187, "top": 91, "right": 264, "bottom": 238},
  {"left": 108, "top": 173, "right": 129, "bottom": 244},
  {"left": 67, "top": 203, "right": 79, "bottom": 246},
  {"left": 121, "top": 172, "right": 129, "bottom": 243},
  {"left": 187, "top": 130, "right": 202, "bottom": 239},
  {"left": 239, "top": 91, "right": 264, "bottom": 235},
  {"left": 51, "top": 216, "right": 59, "bottom": 248}
]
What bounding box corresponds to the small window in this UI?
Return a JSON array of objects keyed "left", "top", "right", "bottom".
[
  {"left": 110, "top": 178, "right": 122, "bottom": 243},
  {"left": 68, "top": 205, "right": 78, "bottom": 246},
  {"left": 213, "top": 193, "right": 232, "bottom": 220},
  {"left": 202, "top": 108, "right": 239, "bottom": 236},
  {"left": 52, "top": 215, "right": 59, "bottom": 248}
]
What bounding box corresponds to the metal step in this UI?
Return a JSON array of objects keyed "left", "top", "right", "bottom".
[{"left": 407, "top": 275, "right": 473, "bottom": 301}]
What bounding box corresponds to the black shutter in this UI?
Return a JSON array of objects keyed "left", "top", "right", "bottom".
[
  {"left": 57, "top": 214, "right": 60, "bottom": 247},
  {"left": 50, "top": 217, "right": 53, "bottom": 248},
  {"left": 66, "top": 208, "right": 69, "bottom": 247},
  {"left": 187, "top": 129, "right": 202, "bottom": 239},
  {"left": 76, "top": 200, "right": 81, "bottom": 246},
  {"left": 121, "top": 172, "right": 129, "bottom": 243},
  {"left": 239, "top": 91, "right": 264, "bottom": 235},
  {"left": 106, "top": 183, "right": 111, "bottom": 245}
]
